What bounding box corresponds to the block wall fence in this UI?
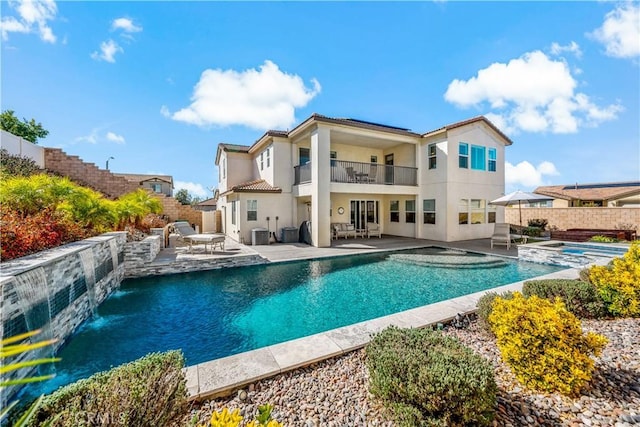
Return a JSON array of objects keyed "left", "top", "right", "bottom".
[{"left": 505, "top": 207, "right": 639, "bottom": 233}]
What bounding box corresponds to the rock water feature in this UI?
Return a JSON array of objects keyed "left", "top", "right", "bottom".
[{"left": 0, "top": 232, "right": 127, "bottom": 407}]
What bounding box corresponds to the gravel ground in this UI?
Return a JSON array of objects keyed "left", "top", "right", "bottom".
[{"left": 189, "top": 317, "right": 640, "bottom": 426}]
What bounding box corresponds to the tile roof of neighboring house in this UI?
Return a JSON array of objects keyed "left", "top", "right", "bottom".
[
  {"left": 422, "top": 116, "right": 514, "bottom": 146},
  {"left": 220, "top": 179, "right": 282, "bottom": 196},
  {"left": 114, "top": 173, "right": 174, "bottom": 185},
  {"left": 196, "top": 197, "right": 217, "bottom": 206},
  {"left": 534, "top": 181, "right": 640, "bottom": 201},
  {"left": 218, "top": 143, "right": 251, "bottom": 152}
]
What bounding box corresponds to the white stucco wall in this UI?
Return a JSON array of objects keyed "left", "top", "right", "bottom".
[{"left": 0, "top": 130, "right": 45, "bottom": 167}]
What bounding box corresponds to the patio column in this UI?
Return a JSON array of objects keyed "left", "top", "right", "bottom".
[{"left": 310, "top": 125, "right": 331, "bottom": 247}]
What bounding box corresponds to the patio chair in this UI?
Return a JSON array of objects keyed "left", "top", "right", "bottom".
[
  {"left": 367, "top": 222, "right": 381, "bottom": 238},
  {"left": 171, "top": 221, "right": 225, "bottom": 253},
  {"left": 345, "top": 167, "right": 357, "bottom": 182},
  {"left": 490, "top": 223, "right": 511, "bottom": 250},
  {"left": 367, "top": 164, "right": 378, "bottom": 183}
]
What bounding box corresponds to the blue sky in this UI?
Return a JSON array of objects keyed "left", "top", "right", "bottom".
[{"left": 2, "top": 1, "right": 639, "bottom": 198}]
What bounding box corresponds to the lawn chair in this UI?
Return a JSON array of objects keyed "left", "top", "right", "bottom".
[
  {"left": 367, "top": 222, "right": 381, "bottom": 238},
  {"left": 490, "top": 223, "right": 511, "bottom": 250},
  {"left": 171, "top": 221, "right": 225, "bottom": 253}
]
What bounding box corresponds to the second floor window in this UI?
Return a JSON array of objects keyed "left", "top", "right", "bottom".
[
  {"left": 390, "top": 200, "right": 399, "bottom": 222},
  {"left": 488, "top": 148, "right": 496, "bottom": 172},
  {"left": 405, "top": 200, "right": 415, "bottom": 223},
  {"left": 428, "top": 143, "right": 437, "bottom": 169},
  {"left": 459, "top": 143, "right": 469, "bottom": 169},
  {"left": 222, "top": 158, "right": 226, "bottom": 179},
  {"left": 299, "top": 147, "right": 310, "bottom": 165},
  {"left": 330, "top": 151, "right": 337, "bottom": 166},
  {"left": 151, "top": 183, "right": 162, "bottom": 193},
  {"left": 247, "top": 199, "right": 257, "bottom": 221},
  {"left": 471, "top": 145, "right": 486, "bottom": 171},
  {"left": 260, "top": 152, "right": 264, "bottom": 170},
  {"left": 266, "top": 147, "right": 271, "bottom": 168}
]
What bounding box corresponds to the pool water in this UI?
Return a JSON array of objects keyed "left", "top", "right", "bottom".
[
  {"left": 559, "top": 244, "right": 628, "bottom": 256},
  {"left": 27, "top": 247, "right": 563, "bottom": 397}
]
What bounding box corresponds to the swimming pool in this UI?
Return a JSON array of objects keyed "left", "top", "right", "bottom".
[{"left": 27, "top": 247, "right": 563, "bottom": 397}]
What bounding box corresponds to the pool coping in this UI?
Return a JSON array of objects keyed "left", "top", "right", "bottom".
[{"left": 184, "top": 265, "right": 581, "bottom": 401}]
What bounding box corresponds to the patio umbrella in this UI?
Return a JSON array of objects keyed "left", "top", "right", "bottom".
[{"left": 489, "top": 190, "right": 554, "bottom": 228}]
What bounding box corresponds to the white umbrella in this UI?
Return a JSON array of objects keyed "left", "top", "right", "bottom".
[{"left": 489, "top": 190, "right": 554, "bottom": 228}]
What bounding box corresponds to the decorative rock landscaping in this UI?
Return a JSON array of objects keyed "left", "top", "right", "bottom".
[{"left": 190, "top": 317, "right": 640, "bottom": 426}]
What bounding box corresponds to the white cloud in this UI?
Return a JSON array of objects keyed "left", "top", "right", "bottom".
[
  {"left": 165, "top": 60, "right": 321, "bottom": 130},
  {"left": 444, "top": 50, "right": 623, "bottom": 134},
  {"left": 590, "top": 3, "right": 640, "bottom": 59},
  {"left": 75, "top": 128, "right": 99, "bottom": 144},
  {"left": 174, "top": 181, "right": 209, "bottom": 198},
  {"left": 106, "top": 131, "right": 125, "bottom": 144},
  {"left": 1, "top": 0, "right": 57, "bottom": 43},
  {"left": 91, "top": 39, "right": 122, "bottom": 63},
  {"left": 505, "top": 160, "right": 560, "bottom": 189},
  {"left": 550, "top": 41, "right": 582, "bottom": 58},
  {"left": 111, "top": 17, "right": 142, "bottom": 34}
]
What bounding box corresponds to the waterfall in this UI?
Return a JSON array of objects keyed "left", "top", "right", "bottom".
[
  {"left": 79, "top": 249, "right": 98, "bottom": 316},
  {"left": 14, "top": 267, "right": 55, "bottom": 372},
  {"left": 109, "top": 238, "right": 119, "bottom": 271}
]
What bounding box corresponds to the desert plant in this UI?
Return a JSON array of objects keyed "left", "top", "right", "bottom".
[
  {"left": 476, "top": 291, "right": 514, "bottom": 333},
  {"left": 0, "top": 149, "right": 41, "bottom": 177},
  {"left": 1, "top": 330, "right": 59, "bottom": 426},
  {"left": 488, "top": 293, "right": 608, "bottom": 396},
  {"left": 202, "top": 404, "right": 282, "bottom": 427},
  {"left": 29, "top": 351, "right": 187, "bottom": 427},
  {"left": 527, "top": 218, "right": 548, "bottom": 231},
  {"left": 366, "top": 326, "right": 497, "bottom": 426},
  {"left": 522, "top": 279, "right": 607, "bottom": 319},
  {"left": 587, "top": 241, "right": 640, "bottom": 317}
]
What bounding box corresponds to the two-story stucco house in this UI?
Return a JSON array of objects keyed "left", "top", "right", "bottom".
[{"left": 215, "top": 113, "right": 512, "bottom": 247}]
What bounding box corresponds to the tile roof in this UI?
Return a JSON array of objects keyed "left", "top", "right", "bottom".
[
  {"left": 534, "top": 182, "right": 640, "bottom": 201},
  {"left": 422, "top": 116, "right": 514, "bottom": 146},
  {"left": 196, "top": 197, "right": 217, "bottom": 206},
  {"left": 218, "top": 143, "right": 250, "bottom": 152},
  {"left": 113, "top": 173, "right": 173, "bottom": 184},
  {"left": 221, "top": 179, "right": 282, "bottom": 196}
]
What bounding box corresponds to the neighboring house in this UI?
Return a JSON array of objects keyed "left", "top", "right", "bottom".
[
  {"left": 534, "top": 182, "right": 640, "bottom": 208},
  {"left": 193, "top": 197, "right": 218, "bottom": 212},
  {"left": 215, "top": 113, "right": 512, "bottom": 247},
  {"left": 113, "top": 173, "right": 174, "bottom": 197}
]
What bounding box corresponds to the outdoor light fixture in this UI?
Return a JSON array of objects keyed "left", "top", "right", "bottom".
[{"left": 106, "top": 156, "right": 114, "bottom": 170}]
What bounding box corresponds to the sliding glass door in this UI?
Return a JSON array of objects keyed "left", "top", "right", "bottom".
[{"left": 350, "top": 200, "right": 380, "bottom": 229}]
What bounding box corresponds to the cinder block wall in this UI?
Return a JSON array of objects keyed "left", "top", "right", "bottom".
[
  {"left": 44, "top": 148, "right": 138, "bottom": 199},
  {"left": 44, "top": 147, "right": 203, "bottom": 230},
  {"left": 505, "top": 207, "right": 639, "bottom": 232}
]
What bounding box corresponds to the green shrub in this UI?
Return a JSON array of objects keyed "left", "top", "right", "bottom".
[
  {"left": 589, "top": 235, "right": 617, "bottom": 243},
  {"left": 527, "top": 218, "right": 548, "bottom": 231},
  {"left": 0, "top": 148, "right": 41, "bottom": 177},
  {"left": 523, "top": 226, "right": 542, "bottom": 237},
  {"left": 366, "top": 326, "right": 497, "bottom": 426},
  {"left": 29, "top": 351, "right": 188, "bottom": 427},
  {"left": 587, "top": 241, "right": 640, "bottom": 317},
  {"left": 476, "top": 291, "right": 513, "bottom": 334},
  {"left": 489, "top": 293, "right": 607, "bottom": 396},
  {"left": 522, "top": 279, "right": 607, "bottom": 319}
]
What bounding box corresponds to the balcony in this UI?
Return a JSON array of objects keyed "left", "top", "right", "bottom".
[{"left": 294, "top": 160, "right": 417, "bottom": 186}]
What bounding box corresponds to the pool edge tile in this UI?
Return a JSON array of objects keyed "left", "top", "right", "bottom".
[
  {"left": 194, "top": 347, "right": 280, "bottom": 400},
  {"left": 268, "top": 333, "right": 343, "bottom": 372}
]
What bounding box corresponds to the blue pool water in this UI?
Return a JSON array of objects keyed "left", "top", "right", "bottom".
[
  {"left": 27, "top": 247, "right": 563, "bottom": 397},
  {"left": 559, "top": 244, "right": 628, "bottom": 256}
]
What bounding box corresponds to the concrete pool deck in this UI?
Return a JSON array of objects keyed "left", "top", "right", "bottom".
[{"left": 180, "top": 236, "right": 579, "bottom": 401}]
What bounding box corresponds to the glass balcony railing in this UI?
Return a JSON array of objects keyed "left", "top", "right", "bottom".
[{"left": 294, "top": 160, "right": 417, "bottom": 186}]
